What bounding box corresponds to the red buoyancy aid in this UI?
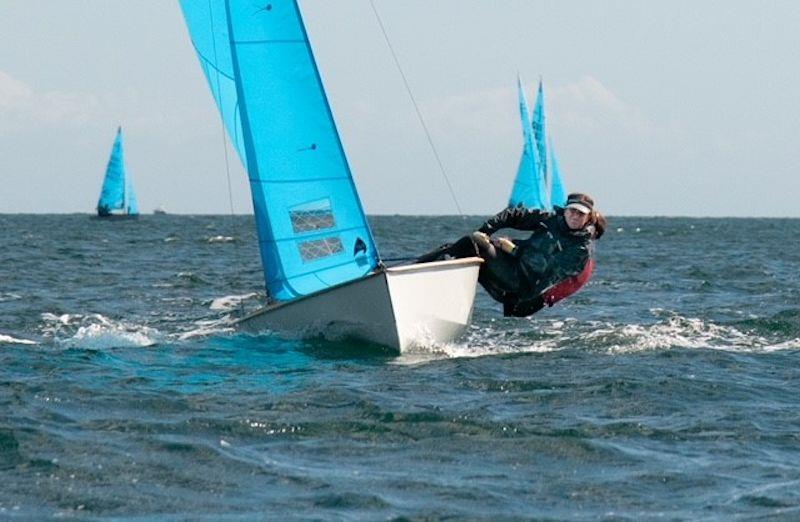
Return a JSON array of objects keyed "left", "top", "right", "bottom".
[{"left": 542, "top": 258, "right": 595, "bottom": 307}]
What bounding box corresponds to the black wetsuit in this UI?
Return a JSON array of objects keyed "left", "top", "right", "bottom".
[
  {"left": 419, "top": 206, "right": 595, "bottom": 317},
  {"left": 477, "top": 206, "right": 595, "bottom": 316}
]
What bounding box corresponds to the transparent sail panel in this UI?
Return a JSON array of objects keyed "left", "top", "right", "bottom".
[{"left": 180, "top": 0, "right": 379, "bottom": 301}]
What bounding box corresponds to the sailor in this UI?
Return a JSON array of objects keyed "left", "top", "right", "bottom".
[{"left": 417, "top": 193, "right": 605, "bottom": 317}]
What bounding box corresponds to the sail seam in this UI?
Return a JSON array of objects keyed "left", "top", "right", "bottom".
[
  {"left": 249, "top": 176, "right": 350, "bottom": 184},
  {"left": 190, "top": 39, "right": 237, "bottom": 81},
  {"left": 234, "top": 39, "right": 304, "bottom": 44}
]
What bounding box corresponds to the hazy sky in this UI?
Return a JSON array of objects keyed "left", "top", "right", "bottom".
[{"left": 1, "top": 1, "right": 799, "bottom": 216}]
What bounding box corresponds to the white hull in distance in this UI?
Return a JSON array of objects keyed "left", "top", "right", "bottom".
[{"left": 237, "top": 257, "right": 482, "bottom": 353}]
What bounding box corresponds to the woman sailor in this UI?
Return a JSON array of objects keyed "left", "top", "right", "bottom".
[{"left": 417, "top": 193, "right": 605, "bottom": 317}]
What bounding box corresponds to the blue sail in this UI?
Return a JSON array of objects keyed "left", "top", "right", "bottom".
[
  {"left": 179, "top": 1, "right": 245, "bottom": 163},
  {"left": 97, "top": 127, "right": 134, "bottom": 216},
  {"left": 180, "top": 0, "right": 379, "bottom": 301},
  {"left": 549, "top": 139, "right": 567, "bottom": 208},
  {"left": 509, "top": 76, "right": 547, "bottom": 209},
  {"left": 532, "top": 80, "right": 551, "bottom": 210},
  {"left": 126, "top": 171, "right": 139, "bottom": 215}
]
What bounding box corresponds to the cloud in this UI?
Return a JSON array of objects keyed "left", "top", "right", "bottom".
[
  {"left": 0, "top": 70, "right": 100, "bottom": 128},
  {"left": 0, "top": 70, "right": 32, "bottom": 110},
  {"left": 401, "top": 75, "right": 674, "bottom": 146},
  {"left": 347, "top": 75, "right": 667, "bottom": 155},
  {"left": 550, "top": 75, "right": 657, "bottom": 137}
]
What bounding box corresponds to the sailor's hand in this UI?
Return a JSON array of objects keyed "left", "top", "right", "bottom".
[
  {"left": 493, "top": 237, "right": 517, "bottom": 255},
  {"left": 471, "top": 231, "right": 491, "bottom": 249}
]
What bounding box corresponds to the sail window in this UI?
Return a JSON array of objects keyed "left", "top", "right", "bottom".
[
  {"left": 290, "top": 199, "right": 336, "bottom": 234},
  {"left": 299, "top": 237, "right": 344, "bottom": 262}
]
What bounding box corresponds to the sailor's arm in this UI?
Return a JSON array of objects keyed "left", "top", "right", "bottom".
[{"left": 478, "top": 206, "right": 548, "bottom": 235}]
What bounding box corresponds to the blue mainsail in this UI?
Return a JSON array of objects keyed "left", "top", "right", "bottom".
[
  {"left": 532, "top": 80, "right": 548, "bottom": 206},
  {"left": 509, "top": 76, "right": 547, "bottom": 209},
  {"left": 97, "top": 127, "right": 138, "bottom": 216},
  {"left": 180, "top": 0, "right": 379, "bottom": 301}
]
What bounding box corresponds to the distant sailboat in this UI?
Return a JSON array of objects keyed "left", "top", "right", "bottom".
[
  {"left": 508, "top": 79, "right": 566, "bottom": 210},
  {"left": 509, "top": 76, "right": 547, "bottom": 209},
  {"left": 179, "top": 0, "right": 481, "bottom": 352},
  {"left": 96, "top": 127, "right": 139, "bottom": 218}
]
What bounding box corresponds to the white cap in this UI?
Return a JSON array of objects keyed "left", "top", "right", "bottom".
[{"left": 565, "top": 202, "right": 591, "bottom": 214}]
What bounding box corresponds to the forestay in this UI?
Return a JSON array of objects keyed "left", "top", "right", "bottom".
[{"left": 180, "top": 0, "right": 379, "bottom": 301}]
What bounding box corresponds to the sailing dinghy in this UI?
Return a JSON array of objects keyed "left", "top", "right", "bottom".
[
  {"left": 96, "top": 127, "right": 139, "bottom": 218},
  {"left": 179, "top": 1, "right": 481, "bottom": 352}
]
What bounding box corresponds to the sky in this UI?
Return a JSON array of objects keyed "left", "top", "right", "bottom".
[{"left": 1, "top": 0, "right": 799, "bottom": 217}]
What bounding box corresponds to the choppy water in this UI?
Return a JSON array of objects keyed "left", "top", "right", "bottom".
[{"left": 1, "top": 214, "right": 799, "bottom": 519}]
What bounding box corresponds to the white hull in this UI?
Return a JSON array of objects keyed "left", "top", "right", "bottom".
[{"left": 237, "top": 257, "right": 482, "bottom": 353}]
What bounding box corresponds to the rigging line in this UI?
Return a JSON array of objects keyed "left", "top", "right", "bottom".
[
  {"left": 209, "top": 1, "right": 246, "bottom": 317},
  {"left": 368, "top": 0, "right": 464, "bottom": 216},
  {"left": 208, "top": 3, "right": 237, "bottom": 222}
]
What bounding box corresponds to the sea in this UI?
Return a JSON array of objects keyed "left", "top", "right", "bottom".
[{"left": 1, "top": 214, "right": 799, "bottom": 520}]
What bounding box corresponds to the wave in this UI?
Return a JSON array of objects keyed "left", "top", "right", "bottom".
[
  {"left": 0, "top": 292, "right": 22, "bottom": 302},
  {"left": 398, "top": 309, "right": 799, "bottom": 361},
  {"left": 0, "top": 333, "right": 36, "bottom": 345},
  {"left": 176, "top": 318, "right": 235, "bottom": 341},
  {"left": 582, "top": 309, "right": 797, "bottom": 354},
  {"left": 209, "top": 293, "right": 259, "bottom": 312},
  {"left": 396, "top": 321, "right": 566, "bottom": 362},
  {"left": 40, "top": 313, "right": 160, "bottom": 350},
  {"left": 206, "top": 235, "right": 235, "bottom": 243}
]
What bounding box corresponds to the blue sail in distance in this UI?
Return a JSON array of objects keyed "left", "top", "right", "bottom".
[
  {"left": 509, "top": 79, "right": 570, "bottom": 211},
  {"left": 180, "top": 0, "right": 379, "bottom": 301},
  {"left": 532, "top": 80, "right": 549, "bottom": 209},
  {"left": 549, "top": 139, "right": 567, "bottom": 208},
  {"left": 125, "top": 175, "right": 139, "bottom": 215},
  {"left": 97, "top": 127, "right": 138, "bottom": 216},
  {"left": 509, "top": 76, "right": 546, "bottom": 209}
]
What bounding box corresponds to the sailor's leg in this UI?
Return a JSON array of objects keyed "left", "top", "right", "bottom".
[
  {"left": 446, "top": 235, "right": 481, "bottom": 258},
  {"left": 416, "top": 235, "right": 480, "bottom": 263},
  {"left": 415, "top": 243, "right": 454, "bottom": 263},
  {"left": 502, "top": 295, "right": 545, "bottom": 317},
  {"left": 479, "top": 250, "right": 520, "bottom": 291}
]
